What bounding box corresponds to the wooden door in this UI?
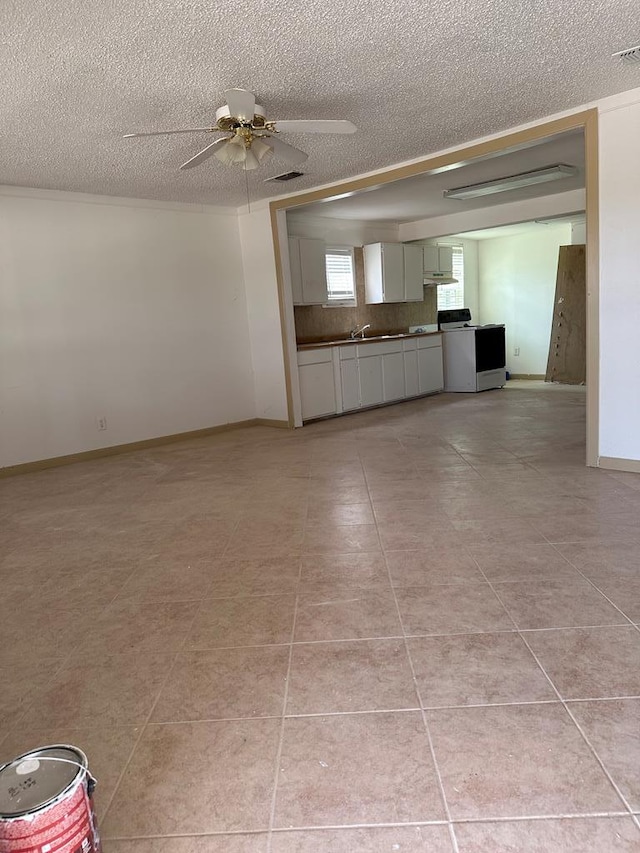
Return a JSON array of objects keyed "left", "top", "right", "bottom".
[{"left": 545, "top": 245, "right": 586, "bottom": 384}]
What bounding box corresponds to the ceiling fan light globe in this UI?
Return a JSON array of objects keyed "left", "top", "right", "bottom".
[
  {"left": 242, "top": 149, "right": 260, "bottom": 171},
  {"left": 251, "top": 138, "right": 273, "bottom": 163}
]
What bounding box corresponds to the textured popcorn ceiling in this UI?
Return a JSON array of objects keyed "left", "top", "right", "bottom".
[{"left": 3, "top": 0, "right": 639, "bottom": 207}]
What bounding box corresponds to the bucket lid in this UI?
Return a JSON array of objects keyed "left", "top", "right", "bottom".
[{"left": 0, "top": 746, "right": 87, "bottom": 818}]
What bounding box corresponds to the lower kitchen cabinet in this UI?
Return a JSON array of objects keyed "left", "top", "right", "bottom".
[
  {"left": 297, "top": 348, "right": 337, "bottom": 420},
  {"left": 417, "top": 338, "right": 444, "bottom": 394},
  {"left": 358, "top": 353, "right": 384, "bottom": 408},
  {"left": 339, "top": 350, "right": 360, "bottom": 411},
  {"left": 381, "top": 350, "right": 406, "bottom": 402},
  {"left": 297, "top": 334, "right": 443, "bottom": 421}
]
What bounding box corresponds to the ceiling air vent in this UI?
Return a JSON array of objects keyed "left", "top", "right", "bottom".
[
  {"left": 612, "top": 45, "right": 640, "bottom": 65},
  {"left": 264, "top": 171, "right": 304, "bottom": 183}
]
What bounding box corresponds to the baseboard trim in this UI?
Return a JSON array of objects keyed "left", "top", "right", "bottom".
[
  {"left": 255, "top": 418, "right": 290, "bottom": 429},
  {"left": 598, "top": 456, "right": 640, "bottom": 474},
  {"left": 508, "top": 374, "right": 546, "bottom": 380},
  {"left": 0, "top": 417, "right": 290, "bottom": 478}
]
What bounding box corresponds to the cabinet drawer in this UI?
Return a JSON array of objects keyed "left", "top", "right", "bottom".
[
  {"left": 417, "top": 334, "right": 442, "bottom": 350},
  {"left": 297, "top": 347, "right": 333, "bottom": 366},
  {"left": 338, "top": 345, "right": 357, "bottom": 360},
  {"left": 357, "top": 339, "right": 403, "bottom": 357},
  {"left": 402, "top": 338, "right": 418, "bottom": 352}
]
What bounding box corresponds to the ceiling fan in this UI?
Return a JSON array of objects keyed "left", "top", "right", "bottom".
[{"left": 124, "top": 89, "right": 357, "bottom": 172}]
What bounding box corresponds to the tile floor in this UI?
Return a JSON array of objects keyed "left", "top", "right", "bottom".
[{"left": 2, "top": 382, "right": 640, "bottom": 851}]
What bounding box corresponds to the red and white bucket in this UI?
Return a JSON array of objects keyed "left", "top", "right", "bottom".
[{"left": 0, "top": 745, "right": 101, "bottom": 853}]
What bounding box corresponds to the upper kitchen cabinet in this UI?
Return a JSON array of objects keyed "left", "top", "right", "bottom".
[
  {"left": 423, "top": 245, "right": 453, "bottom": 278},
  {"left": 289, "top": 236, "right": 328, "bottom": 305},
  {"left": 363, "top": 243, "right": 424, "bottom": 304}
]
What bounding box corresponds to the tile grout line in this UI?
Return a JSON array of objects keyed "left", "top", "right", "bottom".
[
  {"left": 100, "top": 580, "right": 205, "bottom": 828},
  {"left": 379, "top": 547, "right": 460, "bottom": 853},
  {"left": 470, "top": 555, "right": 639, "bottom": 821},
  {"left": 99, "top": 648, "right": 182, "bottom": 828},
  {"left": 265, "top": 556, "right": 303, "bottom": 853},
  {"left": 545, "top": 541, "right": 640, "bottom": 638}
]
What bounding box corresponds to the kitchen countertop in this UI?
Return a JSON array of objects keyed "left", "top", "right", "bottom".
[{"left": 297, "top": 330, "right": 441, "bottom": 351}]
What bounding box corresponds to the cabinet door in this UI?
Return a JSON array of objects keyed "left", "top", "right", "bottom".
[
  {"left": 404, "top": 349, "right": 419, "bottom": 397},
  {"left": 299, "top": 361, "right": 337, "bottom": 419},
  {"left": 289, "top": 237, "right": 303, "bottom": 304},
  {"left": 358, "top": 355, "right": 384, "bottom": 407},
  {"left": 382, "top": 352, "right": 405, "bottom": 401},
  {"left": 423, "top": 245, "right": 439, "bottom": 274},
  {"left": 299, "top": 238, "right": 328, "bottom": 304},
  {"left": 438, "top": 246, "right": 453, "bottom": 274},
  {"left": 381, "top": 243, "right": 404, "bottom": 303},
  {"left": 340, "top": 358, "right": 360, "bottom": 411},
  {"left": 418, "top": 345, "right": 444, "bottom": 394},
  {"left": 403, "top": 245, "right": 424, "bottom": 301}
]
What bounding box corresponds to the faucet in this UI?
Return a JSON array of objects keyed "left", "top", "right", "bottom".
[{"left": 350, "top": 323, "right": 371, "bottom": 339}]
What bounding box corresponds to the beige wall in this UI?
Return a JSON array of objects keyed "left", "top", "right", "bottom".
[{"left": 0, "top": 190, "right": 255, "bottom": 467}]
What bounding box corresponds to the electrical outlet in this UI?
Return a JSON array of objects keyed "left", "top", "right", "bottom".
[
  {"left": 96, "top": 416, "right": 107, "bottom": 431},
  {"left": 514, "top": 347, "right": 520, "bottom": 356}
]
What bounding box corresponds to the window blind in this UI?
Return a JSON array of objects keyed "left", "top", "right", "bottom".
[
  {"left": 325, "top": 248, "right": 356, "bottom": 302},
  {"left": 437, "top": 246, "right": 464, "bottom": 310}
]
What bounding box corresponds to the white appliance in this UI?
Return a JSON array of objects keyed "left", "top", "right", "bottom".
[{"left": 438, "top": 309, "right": 506, "bottom": 393}]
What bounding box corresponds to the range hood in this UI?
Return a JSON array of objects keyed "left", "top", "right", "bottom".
[{"left": 424, "top": 275, "right": 458, "bottom": 286}]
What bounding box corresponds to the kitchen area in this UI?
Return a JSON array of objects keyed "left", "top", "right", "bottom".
[{"left": 291, "top": 230, "right": 506, "bottom": 421}]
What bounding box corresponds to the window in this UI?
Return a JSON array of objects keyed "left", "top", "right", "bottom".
[
  {"left": 324, "top": 247, "right": 356, "bottom": 306},
  {"left": 437, "top": 245, "right": 464, "bottom": 311}
]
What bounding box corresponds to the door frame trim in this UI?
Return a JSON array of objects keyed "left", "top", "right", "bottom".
[{"left": 269, "top": 109, "right": 599, "bottom": 466}]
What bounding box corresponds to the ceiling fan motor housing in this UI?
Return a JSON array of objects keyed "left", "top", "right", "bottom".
[{"left": 215, "top": 103, "right": 267, "bottom": 130}]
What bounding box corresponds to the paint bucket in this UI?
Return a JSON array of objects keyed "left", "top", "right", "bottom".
[{"left": 0, "top": 745, "right": 101, "bottom": 853}]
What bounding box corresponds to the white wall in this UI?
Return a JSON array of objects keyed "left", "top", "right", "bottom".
[
  {"left": 238, "top": 206, "right": 289, "bottom": 422},
  {"left": 287, "top": 213, "right": 399, "bottom": 247},
  {"left": 477, "top": 224, "right": 571, "bottom": 375},
  {"left": 598, "top": 94, "right": 640, "bottom": 462},
  {"left": 0, "top": 190, "right": 255, "bottom": 467},
  {"left": 398, "top": 189, "right": 585, "bottom": 242}
]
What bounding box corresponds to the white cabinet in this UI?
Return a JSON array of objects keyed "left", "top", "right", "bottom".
[
  {"left": 363, "top": 243, "right": 425, "bottom": 304},
  {"left": 289, "top": 237, "right": 328, "bottom": 305},
  {"left": 377, "top": 340, "right": 406, "bottom": 402},
  {"left": 403, "top": 245, "right": 425, "bottom": 301},
  {"left": 297, "top": 348, "right": 336, "bottom": 419},
  {"left": 423, "top": 245, "right": 453, "bottom": 278},
  {"left": 357, "top": 351, "right": 384, "bottom": 407},
  {"left": 403, "top": 339, "right": 420, "bottom": 397},
  {"left": 297, "top": 334, "right": 443, "bottom": 421},
  {"left": 417, "top": 336, "right": 444, "bottom": 394},
  {"left": 339, "top": 348, "right": 360, "bottom": 412}
]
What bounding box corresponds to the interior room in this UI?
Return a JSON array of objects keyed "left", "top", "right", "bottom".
[{"left": 3, "top": 3, "right": 640, "bottom": 852}]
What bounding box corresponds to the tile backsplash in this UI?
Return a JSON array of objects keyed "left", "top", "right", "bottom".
[{"left": 294, "top": 247, "right": 437, "bottom": 343}]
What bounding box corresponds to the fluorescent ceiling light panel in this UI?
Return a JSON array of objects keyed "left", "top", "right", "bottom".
[{"left": 444, "top": 164, "right": 579, "bottom": 200}]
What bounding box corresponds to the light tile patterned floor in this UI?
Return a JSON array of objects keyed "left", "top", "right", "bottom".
[{"left": 2, "top": 383, "right": 640, "bottom": 852}]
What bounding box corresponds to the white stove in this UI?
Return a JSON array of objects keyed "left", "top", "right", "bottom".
[{"left": 437, "top": 309, "right": 507, "bottom": 392}]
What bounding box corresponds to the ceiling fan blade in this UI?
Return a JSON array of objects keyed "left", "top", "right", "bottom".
[
  {"left": 224, "top": 88, "right": 256, "bottom": 121},
  {"left": 263, "top": 135, "right": 308, "bottom": 165},
  {"left": 179, "top": 137, "right": 230, "bottom": 170},
  {"left": 123, "top": 128, "right": 215, "bottom": 138},
  {"left": 270, "top": 120, "right": 357, "bottom": 134}
]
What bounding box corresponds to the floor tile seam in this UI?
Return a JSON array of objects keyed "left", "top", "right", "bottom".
[
  {"left": 470, "top": 556, "right": 637, "bottom": 816},
  {"left": 564, "top": 695, "right": 640, "bottom": 704},
  {"left": 514, "top": 623, "right": 637, "bottom": 818},
  {"left": 381, "top": 550, "right": 459, "bottom": 851},
  {"left": 545, "top": 542, "right": 640, "bottom": 634},
  {"left": 266, "top": 580, "right": 301, "bottom": 852},
  {"left": 99, "top": 648, "right": 182, "bottom": 825}
]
